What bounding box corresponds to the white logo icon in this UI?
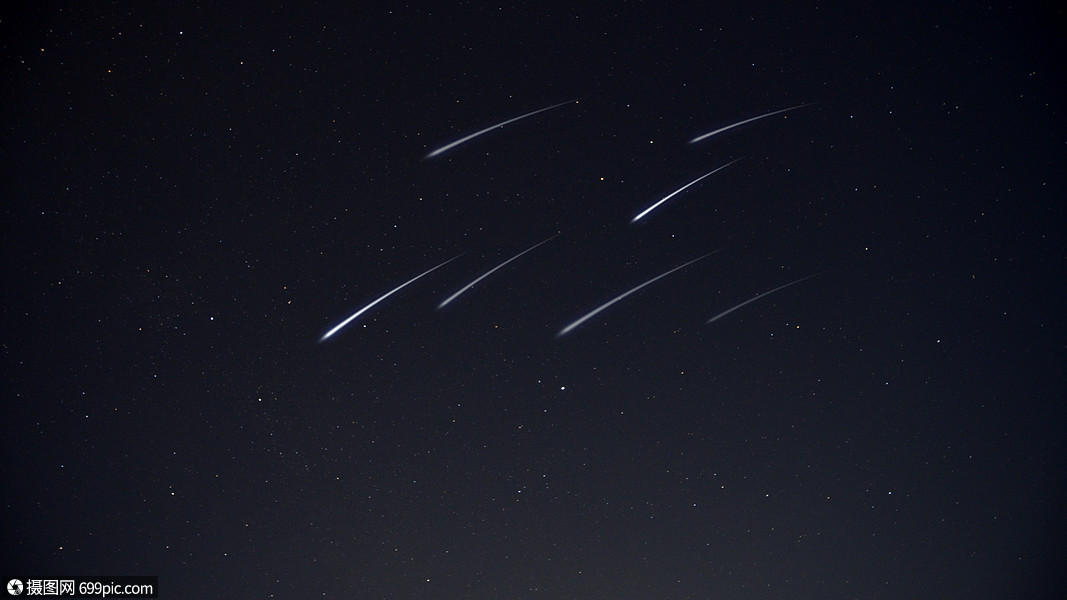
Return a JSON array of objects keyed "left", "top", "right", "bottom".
[{"left": 6, "top": 580, "right": 24, "bottom": 596}]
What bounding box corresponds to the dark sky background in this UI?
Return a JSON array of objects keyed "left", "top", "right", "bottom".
[{"left": 2, "top": 2, "right": 1064, "bottom": 598}]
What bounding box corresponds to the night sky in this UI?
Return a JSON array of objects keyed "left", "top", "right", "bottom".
[{"left": 2, "top": 2, "right": 1065, "bottom": 598}]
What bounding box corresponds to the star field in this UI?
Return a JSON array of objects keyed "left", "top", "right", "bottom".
[{"left": 2, "top": 2, "right": 1064, "bottom": 598}]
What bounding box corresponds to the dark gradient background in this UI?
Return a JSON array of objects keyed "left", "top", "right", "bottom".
[{"left": 3, "top": 2, "right": 1064, "bottom": 598}]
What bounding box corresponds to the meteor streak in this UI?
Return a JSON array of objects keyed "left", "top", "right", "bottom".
[
  {"left": 319, "top": 255, "right": 461, "bottom": 342},
  {"left": 558, "top": 251, "right": 721, "bottom": 337},
  {"left": 425, "top": 99, "right": 578, "bottom": 158},
  {"left": 689, "top": 103, "right": 816, "bottom": 144},
  {"left": 438, "top": 235, "right": 559, "bottom": 309},
  {"left": 705, "top": 272, "right": 825, "bottom": 324},
  {"left": 631, "top": 158, "right": 743, "bottom": 223}
]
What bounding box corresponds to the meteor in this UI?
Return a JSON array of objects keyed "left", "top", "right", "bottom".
[
  {"left": 689, "top": 103, "right": 816, "bottom": 144},
  {"left": 631, "top": 158, "right": 743, "bottom": 223},
  {"left": 319, "top": 255, "right": 461, "bottom": 342},
  {"left": 705, "top": 272, "right": 825, "bottom": 324},
  {"left": 557, "top": 251, "right": 721, "bottom": 337},
  {"left": 425, "top": 99, "right": 578, "bottom": 158},
  {"left": 438, "top": 235, "right": 559, "bottom": 309}
]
